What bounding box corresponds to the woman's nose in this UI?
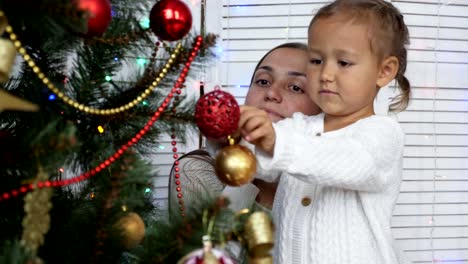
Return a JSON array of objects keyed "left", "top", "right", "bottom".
[{"left": 264, "top": 84, "right": 283, "bottom": 102}]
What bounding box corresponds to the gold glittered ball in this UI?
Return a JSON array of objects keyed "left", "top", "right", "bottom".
[
  {"left": 114, "top": 212, "right": 146, "bottom": 249},
  {"left": 214, "top": 144, "right": 256, "bottom": 186}
]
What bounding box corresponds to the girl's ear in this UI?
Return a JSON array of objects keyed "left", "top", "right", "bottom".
[{"left": 376, "top": 56, "right": 399, "bottom": 88}]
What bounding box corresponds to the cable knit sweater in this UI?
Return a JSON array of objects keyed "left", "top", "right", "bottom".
[{"left": 254, "top": 112, "right": 407, "bottom": 264}]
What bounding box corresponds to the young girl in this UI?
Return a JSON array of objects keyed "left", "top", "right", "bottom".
[{"left": 239, "top": 0, "right": 411, "bottom": 263}]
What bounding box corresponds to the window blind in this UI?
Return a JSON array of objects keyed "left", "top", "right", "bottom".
[{"left": 216, "top": 0, "right": 468, "bottom": 262}]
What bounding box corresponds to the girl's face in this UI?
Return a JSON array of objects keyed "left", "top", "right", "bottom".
[
  {"left": 307, "top": 15, "right": 392, "bottom": 121},
  {"left": 246, "top": 47, "right": 320, "bottom": 122}
]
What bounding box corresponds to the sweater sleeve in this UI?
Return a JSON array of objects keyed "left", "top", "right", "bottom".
[{"left": 255, "top": 114, "right": 404, "bottom": 192}]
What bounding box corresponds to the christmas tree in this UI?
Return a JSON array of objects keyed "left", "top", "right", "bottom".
[{"left": 0, "top": 0, "right": 275, "bottom": 263}]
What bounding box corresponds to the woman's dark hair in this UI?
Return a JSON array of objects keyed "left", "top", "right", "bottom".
[{"left": 249, "top": 42, "right": 308, "bottom": 86}]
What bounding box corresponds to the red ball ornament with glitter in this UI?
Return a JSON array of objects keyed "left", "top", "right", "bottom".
[
  {"left": 149, "top": 0, "right": 192, "bottom": 41},
  {"left": 195, "top": 90, "right": 240, "bottom": 140},
  {"left": 76, "top": 0, "right": 112, "bottom": 37}
]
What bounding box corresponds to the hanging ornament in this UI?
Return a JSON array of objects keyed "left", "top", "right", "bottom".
[
  {"left": 114, "top": 212, "right": 146, "bottom": 249},
  {"left": 243, "top": 212, "right": 274, "bottom": 258},
  {"left": 177, "top": 235, "right": 236, "bottom": 264},
  {"left": 249, "top": 255, "right": 273, "bottom": 264},
  {"left": 0, "top": 11, "right": 16, "bottom": 82},
  {"left": 149, "top": 0, "right": 193, "bottom": 41},
  {"left": 0, "top": 39, "right": 15, "bottom": 82},
  {"left": 76, "top": 0, "right": 112, "bottom": 37},
  {"left": 0, "top": 90, "right": 39, "bottom": 112},
  {"left": 195, "top": 89, "right": 256, "bottom": 186},
  {"left": 195, "top": 89, "right": 240, "bottom": 140},
  {"left": 21, "top": 167, "right": 53, "bottom": 256},
  {"left": 215, "top": 136, "right": 256, "bottom": 186}
]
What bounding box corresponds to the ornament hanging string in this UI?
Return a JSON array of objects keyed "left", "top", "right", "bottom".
[{"left": 0, "top": 36, "right": 203, "bottom": 202}]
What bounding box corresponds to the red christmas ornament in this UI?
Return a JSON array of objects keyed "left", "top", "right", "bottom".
[
  {"left": 195, "top": 90, "right": 240, "bottom": 140},
  {"left": 77, "top": 0, "right": 112, "bottom": 37},
  {"left": 149, "top": 0, "right": 192, "bottom": 41}
]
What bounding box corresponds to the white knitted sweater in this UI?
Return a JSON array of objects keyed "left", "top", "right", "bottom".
[{"left": 253, "top": 112, "right": 408, "bottom": 264}]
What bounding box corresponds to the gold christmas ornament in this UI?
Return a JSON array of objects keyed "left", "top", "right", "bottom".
[
  {"left": 0, "top": 11, "right": 15, "bottom": 82},
  {"left": 114, "top": 212, "right": 146, "bottom": 249},
  {"left": 0, "top": 90, "right": 39, "bottom": 112},
  {"left": 0, "top": 38, "right": 15, "bottom": 82},
  {"left": 214, "top": 137, "right": 256, "bottom": 186},
  {"left": 21, "top": 167, "right": 53, "bottom": 255},
  {"left": 244, "top": 212, "right": 274, "bottom": 257},
  {"left": 249, "top": 255, "right": 273, "bottom": 264}
]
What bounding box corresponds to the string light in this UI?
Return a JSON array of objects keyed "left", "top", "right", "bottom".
[
  {"left": 105, "top": 76, "right": 112, "bottom": 82},
  {"left": 48, "top": 94, "right": 56, "bottom": 100},
  {"left": 122, "top": 205, "right": 127, "bottom": 212},
  {"left": 97, "top": 126, "right": 105, "bottom": 133},
  {"left": 136, "top": 58, "right": 147, "bottom": 66},
  {"left": 144, "top": 188, "right": 151, "bottom": 193},
  {"left": 139, "top": 18, "right": 150, "bottom": 29}
]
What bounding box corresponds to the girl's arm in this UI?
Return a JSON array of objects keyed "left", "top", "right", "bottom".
[{"left": 255, "top": 114, "right": 404, "bottom": 192}]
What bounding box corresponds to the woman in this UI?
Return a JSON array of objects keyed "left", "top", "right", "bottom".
[{"left": 168, "top": 42, "right": 320, "bottom": 215}]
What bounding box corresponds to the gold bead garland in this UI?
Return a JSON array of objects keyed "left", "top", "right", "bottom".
[{"left": 0, "top": 10, "right": 183, "bottom": 115}]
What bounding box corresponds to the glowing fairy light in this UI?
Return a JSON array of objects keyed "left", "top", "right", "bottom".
[
  {"left": 140, "top": 18, "right": 150, "bottom": 29},
  {"left": 136, "top": 58, "right": 147, "bottom": 66}
]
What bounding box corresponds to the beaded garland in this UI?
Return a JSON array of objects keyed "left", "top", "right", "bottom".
[
  {"left": 1, "top": 10, "right": 184, "bottom": 115},
  {"left": 0, "top": 36, "right": 203, "bottom": 202}
]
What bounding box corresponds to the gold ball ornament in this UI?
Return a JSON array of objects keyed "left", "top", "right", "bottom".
[
  {"left": 214, "top": 144, "right": 256, "bottom": 186},
  {"left": 0, "top": 38, "right": 16, "bottom": 82},
  {"left": 114, "top": 212, "right": 146, "bottom": 249}
]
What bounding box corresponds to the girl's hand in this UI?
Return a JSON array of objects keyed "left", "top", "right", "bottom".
[{"left": 238, "top": 105, "right": 276, "bottom": 155}]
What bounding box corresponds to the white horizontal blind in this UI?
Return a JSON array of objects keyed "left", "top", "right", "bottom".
[{"left": 217, "top": 0, "right": 468, "bottom": 263}]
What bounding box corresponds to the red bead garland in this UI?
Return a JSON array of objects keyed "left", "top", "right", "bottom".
[
  {"left": 0, "top": 36, "right": 204, "bottom": 202},
  {"left": 171, "top": 81, "right": 186, "bottom": 217}
]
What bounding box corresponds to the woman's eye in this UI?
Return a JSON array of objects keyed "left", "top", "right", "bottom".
[
  {"left": 255, "top": 79, "right": 270, "bottom": 86},
  {"left": 289, "top": 85, "right": 304, "bottom": 93}
]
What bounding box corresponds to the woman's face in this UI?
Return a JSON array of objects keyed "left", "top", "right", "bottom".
[{"left": 245, "top": 47, "right": 320, "bottom": 122}]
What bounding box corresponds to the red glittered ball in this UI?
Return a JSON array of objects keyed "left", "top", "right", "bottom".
[
  {"left": 149, "top": 0, "right": 192, "bottom": 41},
  {"left": 76, "top": 0, "right": 112, "bottom": 37},
  {"left": 195, "top": 90, "right": 240, "bottom": 140}
]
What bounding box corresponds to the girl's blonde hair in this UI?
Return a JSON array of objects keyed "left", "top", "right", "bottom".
[{"left": 310, "top": 0, "right": 411, "bottom": 112}]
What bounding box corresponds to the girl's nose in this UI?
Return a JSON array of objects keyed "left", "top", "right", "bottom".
[{"left": 320, "top": 62, "right": 335, "bottom": 82}]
